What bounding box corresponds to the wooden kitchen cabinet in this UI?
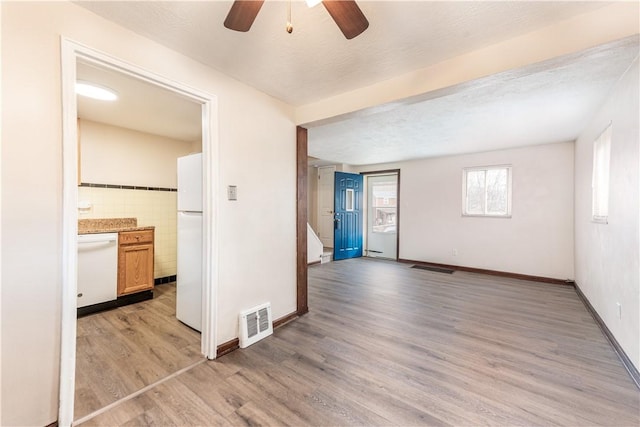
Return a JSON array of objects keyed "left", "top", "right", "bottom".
[{"left": 118, "top": 229, "right": 154, "bottom": 296}]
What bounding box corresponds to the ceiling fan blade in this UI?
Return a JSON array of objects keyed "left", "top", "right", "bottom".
[
  {"left": 224, "top": 0, "right": 265, "bottom": 32},
  {"left": 322, "top": 0, "right": 369, "bottom": 40}
]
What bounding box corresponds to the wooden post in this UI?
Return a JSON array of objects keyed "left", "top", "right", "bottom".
[{"left": 296, "top": 126, "right": 309, "bottom": 315}]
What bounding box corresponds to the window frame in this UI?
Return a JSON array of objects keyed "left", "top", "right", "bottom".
[
  {"left": 592, "top": 124, "right": 612, "bottom": 224},
  {"left": 462, "top": 165, "right": 513, "bottom": 218}
]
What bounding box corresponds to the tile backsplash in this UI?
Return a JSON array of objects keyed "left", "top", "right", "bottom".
[{"left": 78, "top": 186, "right": 177, "bottom": 279}]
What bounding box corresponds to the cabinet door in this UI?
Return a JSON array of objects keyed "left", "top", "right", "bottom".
[{"left": 118, "top": 243, "right": 154, "bottom": 296}]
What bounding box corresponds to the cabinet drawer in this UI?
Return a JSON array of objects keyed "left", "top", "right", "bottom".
[{"left": 119, "top": 230, "right": 153, "bottom": 245}]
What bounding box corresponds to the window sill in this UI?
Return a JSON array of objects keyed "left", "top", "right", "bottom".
[
  {"left": 592, "top": 217, "right": 608, "bottom": 224},
  {"left": 462, "top": 214, "right": 512, "bottom": 219}
]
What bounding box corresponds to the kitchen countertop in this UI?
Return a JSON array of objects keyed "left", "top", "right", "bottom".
[{"left": 78, "top": 218, "right": 155, "bottom": 235}]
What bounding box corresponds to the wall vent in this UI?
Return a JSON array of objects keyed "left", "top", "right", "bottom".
[{"left": 239, "top": 302, "right": 273, "bottom": 348}]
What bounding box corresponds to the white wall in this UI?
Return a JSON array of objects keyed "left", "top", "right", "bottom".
[
  {"left": 354, "top": 142, "right": 575, "bottom": 280},
  {"left": 1, "top": 2, "right": 296, "bottom": 425},
  {"left": 574, "top": 58, "right": 639, "bottom": 370},
  {"left": 79, "top": 119, "right": 196, "bottom": 188}
]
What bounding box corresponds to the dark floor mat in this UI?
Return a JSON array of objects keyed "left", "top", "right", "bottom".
[{"left": 411, "top": 265, "right": 455, "bottom": 274}]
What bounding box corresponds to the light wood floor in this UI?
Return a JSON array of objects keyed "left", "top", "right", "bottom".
[
  {"left": 81, "top": 258, "right": 639, "bottom": 426},
  {"left": 75, "top": 283, "right": 203, "bottom": 420}
]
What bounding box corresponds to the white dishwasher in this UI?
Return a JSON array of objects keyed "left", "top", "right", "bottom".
[{"left": 77, "top": 233, "right": 118, "bottom": 308}]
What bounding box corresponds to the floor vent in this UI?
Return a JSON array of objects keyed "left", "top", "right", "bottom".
[
  {"left": 239, "top": 303, "right": 273, "bottom": 348},
  {"left": 411, "top": 265, "right": 455, "bottom": 274}
]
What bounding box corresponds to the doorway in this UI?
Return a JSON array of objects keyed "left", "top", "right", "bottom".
[
  {"left": 60, "top": 39, "right": 219, "bottom": 426},
  {"left": 365, "top": 172, "right": 399, "bottom": 260},
  {"left": 73, "top": 59, "right": 206, "bottom": 422},
  {"left": 317, "top": 165, "right": 336, "bottom": 248}
]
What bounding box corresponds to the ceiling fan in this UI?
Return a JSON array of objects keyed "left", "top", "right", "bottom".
[{"left": 224, "top": 0, "right": 369, "bottom": 40}]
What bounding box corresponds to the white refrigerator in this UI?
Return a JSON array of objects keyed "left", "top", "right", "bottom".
[{"left": 177, "top": 153, "right": 203, "bottom": 332}]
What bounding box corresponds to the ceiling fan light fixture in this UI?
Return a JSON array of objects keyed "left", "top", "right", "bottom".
[
  {"left": 286, "top": 0, "right": 293, "bottom": 33},
  {"left": 75, "top": 81, "right": 118, "bottom": 101},
  {"left": 224, "top": 0, "right": 368, "bottom": 39}
]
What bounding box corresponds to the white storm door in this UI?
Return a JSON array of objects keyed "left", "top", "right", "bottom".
[{"left": 366, "top": 174, "right": 398, "bottom": 259}]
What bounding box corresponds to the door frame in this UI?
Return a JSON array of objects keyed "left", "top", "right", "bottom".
[
  {"left": 361, "top": 169, "right": 401, "bottom": 261},
  {"left": 59, "top": 38, "right": 219, "bottom": 425}
]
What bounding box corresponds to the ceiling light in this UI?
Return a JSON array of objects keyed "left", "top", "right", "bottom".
[
  {"left": 305, "top": 0, "right": 322, "bottom": 8},
  {"left": 75, "top": 81, "right": 118, "bottom": 101}
]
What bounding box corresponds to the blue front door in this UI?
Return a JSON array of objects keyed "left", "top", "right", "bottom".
[{"left": 334, "top": 172, "right": 363, "bottom": 260}]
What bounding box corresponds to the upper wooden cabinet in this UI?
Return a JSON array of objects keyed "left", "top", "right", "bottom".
[{"left": 118, "top": 229, "right": 154, "bottom": 296}]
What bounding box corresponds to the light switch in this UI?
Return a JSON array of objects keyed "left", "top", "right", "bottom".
[{"left": 227, "top": 185, "right": 238, "bottom": 201}]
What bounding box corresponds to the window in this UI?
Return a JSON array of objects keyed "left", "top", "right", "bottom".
[
  {"left": 463, "top": 165, "right": 512, "bottom": 217},
  {"left": 592, "top": 124, "right": 612, "bottom": 223},
  {"left": 371, "top": 181, "right": 397, "bottom": 233},
  {"left": 345, "top": 188, "right": 355, "bottom": 211}
]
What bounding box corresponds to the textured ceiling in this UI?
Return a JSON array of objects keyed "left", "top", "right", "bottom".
[
  {"left": 74, "top": 1, "right": 637, "bottom": 165},
  {"left": 308, "top": 37, "right": 639, "bottom": 165},
  {"left": 77, "top": 1, "right": 609, "bottom": 106}
]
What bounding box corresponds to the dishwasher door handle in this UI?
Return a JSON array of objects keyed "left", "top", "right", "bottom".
[{"left": 78, "top": 235, "right": 117, "bottom": 244}]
